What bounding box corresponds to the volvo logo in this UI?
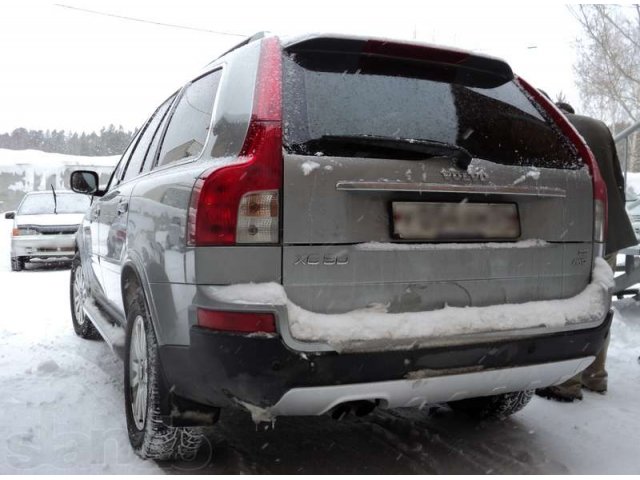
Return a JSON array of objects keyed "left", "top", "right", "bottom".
[{"left": 440, "top": 168, "right": 489, "bottom": 182}]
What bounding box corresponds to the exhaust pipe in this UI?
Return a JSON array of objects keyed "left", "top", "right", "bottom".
[{"left": 330, "top": 400, "right": 377, "bottom": 419}]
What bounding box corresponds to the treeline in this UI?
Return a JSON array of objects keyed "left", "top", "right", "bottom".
[{"left": 0, "top": 124, "right": 136, "bottom": 156}]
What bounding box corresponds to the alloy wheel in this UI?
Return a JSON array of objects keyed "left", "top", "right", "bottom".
[
  {"left": 73, "top": 265, "right": 86, "bottom": 326},
  {"left": 129, "top": 315, "right": 148, "bottom": 431}
]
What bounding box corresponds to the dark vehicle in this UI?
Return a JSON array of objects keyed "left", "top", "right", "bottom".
[{"left": 69, "top": 33, "right": 612, "bottom": 460}]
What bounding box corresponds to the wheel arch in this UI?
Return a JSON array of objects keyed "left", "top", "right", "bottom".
[{"left": 120, "top": 254, "right": 161, "bottom": 339}]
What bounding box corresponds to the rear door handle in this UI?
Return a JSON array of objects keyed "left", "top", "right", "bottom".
[{"left": 117, "top": 201, "right": 128, "bottom": 215}]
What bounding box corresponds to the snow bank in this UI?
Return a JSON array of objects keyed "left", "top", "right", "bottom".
[
  {"left": 0, "top": 148, "right": 119, "bottom": 168},
  {"left": 0, "top": 148, "right": 118, "bottom": 210},
  {"left": 210, "top": 258, "right": 614, "bottom": 352}
]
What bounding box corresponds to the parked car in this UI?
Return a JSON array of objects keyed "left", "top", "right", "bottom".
[
  {"left": 5, "top": 190, "right": 90, "bottom": 271},
  {"left": 68, "top": 33, "right": 612, "bottom": 460}
]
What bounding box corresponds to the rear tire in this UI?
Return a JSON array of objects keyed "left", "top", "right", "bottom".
[
  {"left": 448, "top": 390, "right": 534, "bottom": 420},
  {"left": 10, "top": 257, "right": 24, "bottom": 272},
  {"left": 70, "top": 255, "right": 101, "bottom": 340},
  {"left": 124, "top": 281, "right": 204, "bottom": 460}
]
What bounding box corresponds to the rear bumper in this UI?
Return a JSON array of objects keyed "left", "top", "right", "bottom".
[
  {"left": 11, "top": 234, "right": 76, "bottom": 258},
  {"left": 159, "top": 310, "right": 612, "bottom": 415},
  {"left": 271, "top": 357, "right": 593, "bottom": 416}
]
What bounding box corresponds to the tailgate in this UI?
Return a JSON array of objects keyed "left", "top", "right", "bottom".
[
  {"left": 280, "top": 36, "right": 593, "bottom": 315},
  {"left": 283, "top": 155, "right": 592, "bottom": 313}
]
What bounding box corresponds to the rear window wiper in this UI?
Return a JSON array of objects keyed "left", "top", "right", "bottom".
[{"left": 287, "top": 134, "right": 472, "bottom": 169}]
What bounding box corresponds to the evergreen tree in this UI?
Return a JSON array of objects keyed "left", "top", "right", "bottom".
[{"left": 0, "top": 126, "right": 136, "bottom": 156}]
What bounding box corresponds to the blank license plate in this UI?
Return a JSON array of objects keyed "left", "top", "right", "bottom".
[{"left": 392, "top": 202, "right": 520, "bottom": 240}]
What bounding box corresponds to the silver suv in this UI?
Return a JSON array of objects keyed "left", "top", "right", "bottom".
[{"left": 69, "top": 33, "right": 613, "bottom": 460}]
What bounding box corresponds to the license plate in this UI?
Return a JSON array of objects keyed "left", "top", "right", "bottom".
[{"left": 392, "top": 202, "right": 520, "bottom": 240}]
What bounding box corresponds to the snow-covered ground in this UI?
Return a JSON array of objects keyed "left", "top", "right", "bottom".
[
  {"left": 0, "top": 217, "right": 639, "bottom": 473},
  {"left": 0, "top": 219, "right": 158, "bottom": 474}
]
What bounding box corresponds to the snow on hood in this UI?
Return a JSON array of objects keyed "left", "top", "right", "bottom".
[
  {"left": 210, "top": 258, "right": 614, "bottom": 352},
  {"left": 15, "top": 213, "right": 85, "bottom": 227}
]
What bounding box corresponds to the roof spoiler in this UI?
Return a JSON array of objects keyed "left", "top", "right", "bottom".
[{"left": 283, "top": 35, "right": 514, "bottom": 88}]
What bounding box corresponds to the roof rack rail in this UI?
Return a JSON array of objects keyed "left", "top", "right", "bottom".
[{"left": 210, "top": 31, "right": 269, "bottom": 64}]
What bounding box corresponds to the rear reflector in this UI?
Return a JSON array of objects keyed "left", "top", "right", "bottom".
[
  {"left": 197, "top": 309, "right": 276, "bottom": 333},
  {"left": 515, "top": 75, "right": 608, "bottom": 246},
  {"left": 594, "top": 199, "right": 606, "bottom": 244}
]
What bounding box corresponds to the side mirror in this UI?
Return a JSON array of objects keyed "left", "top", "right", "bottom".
[
  {"left": 71, "top": 170, "right": 99, "bottom": 195},
  {"left": 4, "top": 211, "right": 15, "bottom": 220}
]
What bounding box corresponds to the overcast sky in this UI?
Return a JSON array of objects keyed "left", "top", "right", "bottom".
[{"left": 0, "top": 0, "right": 584, "bottom": 134}]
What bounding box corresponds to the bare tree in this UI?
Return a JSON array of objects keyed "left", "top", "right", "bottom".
[
  {"left": 555, "top": 91, "right": 567, "bottom": 103},
  {"left": 571, "top": 4, "right": 640, "bottom": 170},
  {"left": 571, "top": 4, "right": 640, "bottom": 123}
]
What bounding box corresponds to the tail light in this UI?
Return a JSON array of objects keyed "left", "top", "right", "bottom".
[
  {"left": 515, "top": 76, "right": 608, "bottom": 253},
  {"left": 188, "top": 36, "right": 283, "bottom": 246},
  {"left": 197, "top": 308, "right": 276, "bottom": 334}
]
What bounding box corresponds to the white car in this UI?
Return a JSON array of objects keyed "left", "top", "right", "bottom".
[{"left": 5, "top": 191, "right": 90, "bottom": 271}]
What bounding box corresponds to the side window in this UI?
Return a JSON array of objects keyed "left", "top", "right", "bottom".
[
  {"left": 156, "top": 69, "right": 222, "bottom": 167},
  {"left": 140, "top": 94, "right": 176, "bottom": 174},
  {"left": 106, "top": 129, "right": 141, "bottom": 190},
  {"left": 121, "top": 96, "right": 174, "bottom": 183}
]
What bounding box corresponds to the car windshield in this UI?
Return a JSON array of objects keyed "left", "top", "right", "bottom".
[{"left": 18, "top": 192, "right": 90, "bottom": 215}]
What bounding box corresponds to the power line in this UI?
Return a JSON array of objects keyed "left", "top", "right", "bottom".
[{"left": 54, "top": 3, "right": 248, "bottom": 38}]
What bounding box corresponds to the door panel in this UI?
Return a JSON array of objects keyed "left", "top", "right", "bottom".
[
  {"left": 97, "top": 187, "right": 130, "bottom": 313},
  {"left": 82, "top": 201, "right": 104, "bottom": 293},
  {"left": 95, "top": 95, "right": 177, "bottom": 313}
]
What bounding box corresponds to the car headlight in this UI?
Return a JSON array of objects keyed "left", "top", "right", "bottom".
[{"left": 12, "top": 227, "right": 40, "bottom": 236}]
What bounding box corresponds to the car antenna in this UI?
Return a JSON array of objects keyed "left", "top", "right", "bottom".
[{"left": 51, "top": 183, "right": 57, "bottom": 214}]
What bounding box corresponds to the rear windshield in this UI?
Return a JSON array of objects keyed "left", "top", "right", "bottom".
[
  {"left": 18, "top": 193, "right": 90, "bottom": 215},
  {"left": 283, "top": 49, "right": 581, "bottom": 169}
]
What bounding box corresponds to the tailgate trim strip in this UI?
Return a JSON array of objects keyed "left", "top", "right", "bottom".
[{"left": 336, "top": 181, "right": 566, "bottom": 198}]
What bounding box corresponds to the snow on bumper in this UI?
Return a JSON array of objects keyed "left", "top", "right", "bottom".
[{"left": 209, "top": 258, "right": 614, "bottom": 353}]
